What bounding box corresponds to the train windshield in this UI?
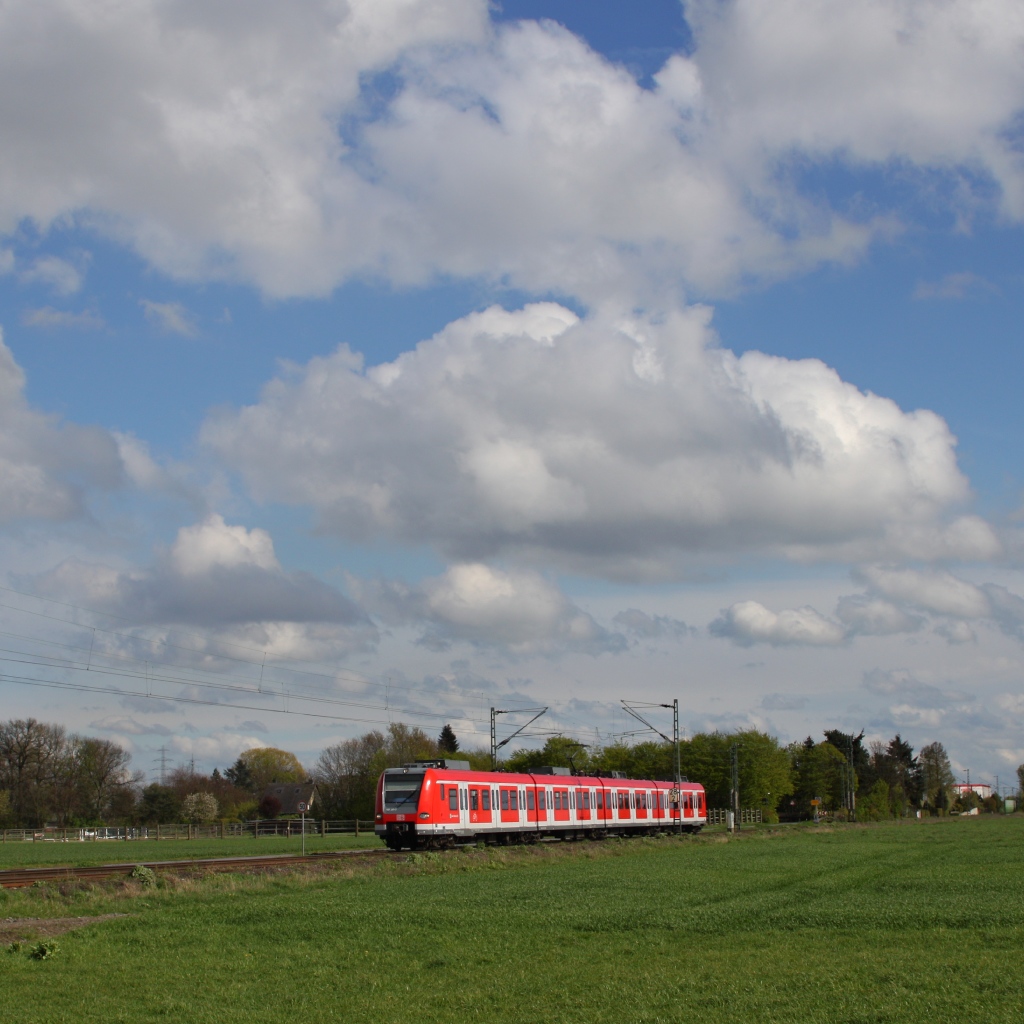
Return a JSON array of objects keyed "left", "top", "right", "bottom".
[{"left": 383, "top": 773, "right": 424, "bottom": 811}]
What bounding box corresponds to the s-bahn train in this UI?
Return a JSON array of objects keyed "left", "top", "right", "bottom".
[{"left": 374, "top": 759, "right": 707, "bottom": 850}]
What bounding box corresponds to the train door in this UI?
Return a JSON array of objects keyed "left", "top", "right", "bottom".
[
  {"left": 576, "top": 787, "right": 590, "bottom": 822},
  {"left": 469, "top": 785, "right": 483, "bottom": 827},
  {"left": 535, "top": 785, "right": 547, "bottom": 825}
]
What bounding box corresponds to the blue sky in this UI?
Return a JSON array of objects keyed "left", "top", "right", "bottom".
[{"left": 2, "top": 0, "right": 1024, "bottom": 792}]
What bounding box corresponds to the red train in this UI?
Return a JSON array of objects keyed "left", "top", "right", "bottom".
[{"left": 374, "top": 759, "right": 706, "bottom": 850}]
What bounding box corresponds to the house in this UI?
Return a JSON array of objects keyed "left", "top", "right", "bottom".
[
  {"left": 952, "top": 782, "right": 992, "bottom": 800},
  {"left": 260, "top": 782, "right": 319, "bottom": 816}
]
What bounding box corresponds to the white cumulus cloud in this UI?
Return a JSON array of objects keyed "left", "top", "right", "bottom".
[
  {"left": 358, "top": 562, "right": 620, "bottom": 655},
  {"left": 0, "top": 3, "right": 1021, "bottom": 299},
  {"left": 205, "top": 302, "right": 981, "bottom": 578},
  {"left": 709, "top": 600, "right": 846, "bottom": 647}
]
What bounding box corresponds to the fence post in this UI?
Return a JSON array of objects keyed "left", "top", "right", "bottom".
[{"left": 355, "top": 818, "right": 359, "bottom": 837}]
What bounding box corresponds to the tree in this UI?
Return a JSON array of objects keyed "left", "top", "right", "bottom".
[
  {"left": 258, "top": 793, "right": 282, "bottom": 819},
  {"left": 1017, "top": 763, "right": 1024, "bottom": 802},
  {"left": 790, "top": 739, "right": 847, "bottom": 818},
  {"left": 438, "top": 724, "right": 460, "bottom": 754},
  {"left": 0, "top": 719, "right": 67, "bottom": 826},
  {"left": 139, "top": 784, "right": 181, "bottom": 824},
  {"left": 233, "top": 747, "right": 306, "bottom": 792},
  {"left": 313, "top": 730, "right": 388, "bottom": 819},
  {"left": 918, "top": 742, "right": 955, "bottom": 811},
  {"left": 72, "top": 737, "right": 133, "bottom": 823},
  {"left": 505, "top": 736, "right": 592, "bottom": 774},
  {"left": 224, "top": 756, "right": 254, "bottom": 791},
  {"left": 859, "top": 779, "right": 891, "bottom": 821},
  {"left": 182, "top": 792, "right": 219, "bottom": 823}
]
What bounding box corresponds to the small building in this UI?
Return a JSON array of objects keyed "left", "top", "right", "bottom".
[
  {"left": 953, "top": 782, "right": 992, "bottom": 800},
  {"left": 261, "top": 782, "right": 319, "bottom": 816}
]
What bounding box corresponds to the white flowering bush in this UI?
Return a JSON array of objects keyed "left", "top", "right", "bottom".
[{"left": 181, "top": 792, "right": 219, "bottom": 823}]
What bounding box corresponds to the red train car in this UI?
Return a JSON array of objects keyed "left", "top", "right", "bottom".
[{"left": 375, "top": 759, "right": 706, "bottom": 850}]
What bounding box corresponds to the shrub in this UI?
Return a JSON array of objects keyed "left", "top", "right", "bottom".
[
  {"left": 182, "top": 792, "right": 219, "bottom": 824},
  {"left": 29, "top": 941, "right": 59, "bottom": 960},
  {"left": 129, "top": 864, "right": 157, "bottom": 887},
  {"left": 258, "top": 794, "right": 282, "bottom": 819}
]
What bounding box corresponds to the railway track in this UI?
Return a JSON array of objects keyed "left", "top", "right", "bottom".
[{"left": 0, "top": 847, "right": 392, "bottom": 888}]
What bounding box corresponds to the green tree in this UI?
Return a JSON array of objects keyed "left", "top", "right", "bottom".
[
  {"left": 138, "top": 784, "right": 181, "bottom": 824},
  {"left": 918, "top": 742, "right": 955, "bottom": 812},
  {"left": 790, "top": 739, "right": 847, "bottom": 818},
  {"left": 505, "top": 736, "right": 592, "bottom": 773},
  {"left": 234, "top": 747, "right": 306, "bottom": 792},
  {"left": 858, "top": 779, "right": 891, "bottom": 821},
  {"left": 438, "top": 724, "right": 460, "bottom": 754}
]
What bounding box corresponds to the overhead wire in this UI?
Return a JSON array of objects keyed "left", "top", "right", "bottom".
[{"left": 0, "top": 582, "right": 673, "bottom": 741}]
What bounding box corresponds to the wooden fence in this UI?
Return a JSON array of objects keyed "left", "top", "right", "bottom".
[{"left": 0, "top": 820, "right": 376, "bottom": 843}]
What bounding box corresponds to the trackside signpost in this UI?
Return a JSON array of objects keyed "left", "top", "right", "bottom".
[{"left": 298, "top": 802, "right": 308, "bottom": 855}]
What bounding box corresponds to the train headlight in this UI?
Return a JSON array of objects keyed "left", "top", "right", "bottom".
[
  {"left": 375, "top": 814, "right": 382, "bottom": 821},
  {"left": 418, "top": 812, "right": 430, "bottom": 819}
]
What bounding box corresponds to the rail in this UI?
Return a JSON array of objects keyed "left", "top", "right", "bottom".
[{"left": 0, "top": 820, "right": 376, "bottom": 843}]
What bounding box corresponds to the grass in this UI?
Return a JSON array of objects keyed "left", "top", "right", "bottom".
[
  {"left": 1, "top": 816, "right": 1022, "bottom": 1023},
  {"left": 0, "top": 831, "right": 380, "bottom": 867}
]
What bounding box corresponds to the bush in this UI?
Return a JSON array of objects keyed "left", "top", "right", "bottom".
[
  {"left": 258, "top": 794, "right": 282, "bottom": 819},
  {"left": 29, "top": 941, "right": 59, "bottom": 960},
  {"left": 182, "top": 791, "right": 219, "bottom": 823},
  {"left": 129, "top": 864, "right": 156, "bottom": 887}
]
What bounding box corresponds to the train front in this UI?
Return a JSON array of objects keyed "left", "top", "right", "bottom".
[{"left": 375, "top": 765, "right": 427, "bottom": 850}]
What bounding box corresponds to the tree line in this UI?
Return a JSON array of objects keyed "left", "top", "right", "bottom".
[{"left": 0, "top": 715, "right": 1011, "bottom": 827}]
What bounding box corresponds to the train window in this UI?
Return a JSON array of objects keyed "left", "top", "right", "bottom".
[
  {"left": 470, "top": 789, "right": 479, "bottom": 811},
  {"left": 461, "top": 788, "right": 467, "bottom": 810},
  {"left": 596, "top": 791, "right": 603, "bottom": 810},
  {"left": 439, "top": 784, "right": 445, "bottom": 801},
  {"left": 510, "top": 790, "right": 518, "bottom": 811},
  {"left": 482, "top": 789, "right": 490, "bottom": 812},
  {"left": 553, "top": 790, "right": 561, "bottom": 810},
  {"left": 499, "top": 789, "right": 508, "bottom": 811},
  {"left": 449, "top": 788, "right": 458, "bottom": 811},
  {"left": 566, "top": 790, "right": 572, "bottom": 809},
  {"left": 527, "top": 790, "right": 535, "bottom": 811},
  {"left": 538, "top": 790, "right": 545, "bottom": 811},
  {"left": 582, "top": 791, "right": 589, "bottom": 810}
]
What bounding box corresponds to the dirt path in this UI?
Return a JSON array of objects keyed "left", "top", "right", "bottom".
[{"left": 1, "top": 914, "right": 128, "bottom": 943}]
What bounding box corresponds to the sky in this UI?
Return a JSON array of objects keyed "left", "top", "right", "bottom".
[{"left": 2, "top": 0, "right": 1024, "bottom": 794}]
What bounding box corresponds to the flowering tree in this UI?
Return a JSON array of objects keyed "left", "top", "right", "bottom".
[{"left": 182, "top": 791, "right": 219, "bottom": 823}]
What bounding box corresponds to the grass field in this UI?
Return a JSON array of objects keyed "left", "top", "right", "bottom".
[
  {"left": 0, "top": 831, "right": 380, "bottom": 867},
  {"left": 1, "top": 817, "right": 1022, "bottom": 1023}
]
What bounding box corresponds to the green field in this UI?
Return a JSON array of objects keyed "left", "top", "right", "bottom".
[
  {"left": 2, "top": 817, "right": 1022, "bottom": 1023},
  {"left": 0, "top": 831, "right": 380, "bottom": 868}
]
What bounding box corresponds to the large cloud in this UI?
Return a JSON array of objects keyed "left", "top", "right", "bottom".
[
  {"left": 0, "top": 331, "right": 122, "bottom": 524},
  {"left": 28, "top": 515, "right": 374, "bottom": 651},
  {"left": 205, "top": 302, "right": 987, "bottom": 578},
  {"left": 358, "top": 562, "right": 621, "bottom": 655},
  {"left": 1, "top": 3, "right": 1023, "bottom": 298},
  {"left": 687, "top": 0, "right": 1024, "bottom": 217}
]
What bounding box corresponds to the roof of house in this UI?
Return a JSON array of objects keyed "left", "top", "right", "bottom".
[{"left": 260, "top": 782, "right": 319, "bottom": 815}]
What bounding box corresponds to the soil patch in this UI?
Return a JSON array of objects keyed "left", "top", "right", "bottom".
[{"left": 1, "top": 914, "right": 128, "bottom": 943}]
